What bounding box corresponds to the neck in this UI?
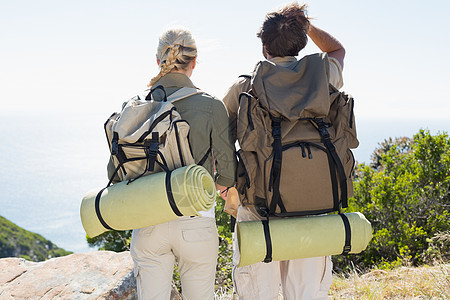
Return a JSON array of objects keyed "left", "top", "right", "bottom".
[{"left": 170, "top": 68, "right": 192, "bottom": 78}]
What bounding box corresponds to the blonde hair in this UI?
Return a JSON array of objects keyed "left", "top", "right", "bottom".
[{"left": 148, "top": 27, "right": 197, "bottom": 87}]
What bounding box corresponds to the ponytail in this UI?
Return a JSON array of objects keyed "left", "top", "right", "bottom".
[{"left": 148, "top": 28, "right": 197, "bottom": 87}]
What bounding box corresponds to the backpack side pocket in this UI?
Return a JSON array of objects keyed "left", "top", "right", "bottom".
[{"left": 236, "top": 150, "right": 258, "bottom": 206}]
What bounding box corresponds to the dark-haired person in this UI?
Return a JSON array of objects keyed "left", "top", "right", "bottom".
[{"left": 223, "top": 3, "right": 345, "bottom": 299}]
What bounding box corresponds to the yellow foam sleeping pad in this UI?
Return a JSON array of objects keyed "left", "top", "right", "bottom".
[
  {"left": 80, "top": 164, "right": 216, "bottom": 238},
  {"left": 236, "top": 212, "right": 372, "bottom": 267}
]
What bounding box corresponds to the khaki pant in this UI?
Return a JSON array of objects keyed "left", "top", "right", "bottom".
[
  {"left": 233, "top": 206, "right": 333, "bottom": 300},
  {"left": 130, "top": 216, "right": 219, "bottom": 300}
]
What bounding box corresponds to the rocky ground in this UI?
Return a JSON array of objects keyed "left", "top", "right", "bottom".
[{"left": 0, "top": 251, "right": 136, "bottom": 299}]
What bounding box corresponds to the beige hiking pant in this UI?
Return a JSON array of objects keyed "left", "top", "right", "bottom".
[
  {"left": 233, "top": 206, "right": 333, "bottom": 300},
  {"left": 130, "top": 216, "right": 219, "bottom": 300}
]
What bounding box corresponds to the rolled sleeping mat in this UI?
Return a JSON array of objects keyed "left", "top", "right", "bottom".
[
  {"left": 236, "top": 212, "right": 372, "bottom": 267},
  {"left": 80, "top": 164, "right": 216, "bottom": 238}
]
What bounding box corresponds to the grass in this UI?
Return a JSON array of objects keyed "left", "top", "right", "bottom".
[
  {"left": 329, "top": 264, "right": 449, "bottom": 299},
  {"left": 212, "top": 264, "right": 449, "bottom": 300}
]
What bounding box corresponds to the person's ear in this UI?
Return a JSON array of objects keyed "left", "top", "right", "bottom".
[
  {"left": 263, "top": 46, "right": 271, "bottom": 59},
  {"left": 192, "top": 56, "right": 197, "bottom": 70}
]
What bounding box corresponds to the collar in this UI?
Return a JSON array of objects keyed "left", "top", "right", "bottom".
[
  {"left": 268, "top": 56, "right": 298, "bottom": 67},
  {"left": 153, "top": 73, "right": 197, "bottom": 89}
]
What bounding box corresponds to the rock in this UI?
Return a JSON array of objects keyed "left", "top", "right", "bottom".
[{"left": 0, "top": 251, "right": 136, "bottom": 299}]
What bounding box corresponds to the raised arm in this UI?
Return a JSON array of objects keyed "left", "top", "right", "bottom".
[{"left": 307, "top": 24, "right": 345, "bottom": 68}]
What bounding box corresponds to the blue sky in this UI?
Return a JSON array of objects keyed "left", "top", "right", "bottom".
[{"left": 1, "top": 0, "right": 449, "bottom": 156}]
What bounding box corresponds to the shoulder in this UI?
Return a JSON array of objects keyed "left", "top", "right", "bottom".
[
  {"left": 236, "top": 74, "right": 251, "bottom": 89},
  {"left": 195, "top": 90, "right": 222, "bottom": 106},
  {"left": 226, "top": 75, "right": 252, "bottom": 96},
  {"left": 327, "top": 56, "right": 344, "bottom": 89},
  {"left": 203, "top": 92, "right": 228, "bottom": 112},
  {"left": 328, "top": 56, "right": 343, "bottom": 74},
  {"left": 179, "top": 90, "right": 227, "bottom": 114},
  {"left": 300, "top": 53, "right": 344, "bottom": 89}
]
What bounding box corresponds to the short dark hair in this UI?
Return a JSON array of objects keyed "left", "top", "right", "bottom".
[{"left": 257, "top": 3, "right": 310, "bottom": 57}]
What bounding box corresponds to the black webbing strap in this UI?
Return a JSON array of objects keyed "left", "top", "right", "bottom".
[
  {"left": 238, "top": 93, "right": 254, "bottom": 130},
  {"left": 173, "top": 122, "right": 185, "bottom": 166},
  {"left": 145, "top": 85, "right": 167, "bottom": 102},
  {"left": 315, "top": 120, "right": 348, "bottom": 209},
  {"left": 95, "top": 187, "right": 115, "bottom": 231},
  {"left": 230, "top": 216, "right": 236, "bottom": 233},
  {"left": 269, "top": 116, "right": 285, "bottom": 215},
  {"left": 197, "top": 147, "right": 212, "bottom": 166},
  {"left": 261, "top": 218, "right": 273, "bottom": 263},
  {"left": 111, "top": 132, "right": 128, "bottom": 177},
  {"left": 165, "top": 170, "right": 183, "bottom": 217},
  {"left": 107, "top": 163, "right": 123, "bottom": 187},
  {"left": 111, "top": 132, "right": 119, "bottom": 155},
  {"left": 238, "top": 74, "right": 251, "bottom": 79},
  {"left": 331, "top": 150, "right": 348, "bottom": 208},
  {"left": 325, "top": 148, "right": 340, "bottom": 211},
  {"left": 339, "top": 213, "right": 352, "bottom": 255},
  {"left": 147, "top": 132, "right": 159, "bottom": 172}
]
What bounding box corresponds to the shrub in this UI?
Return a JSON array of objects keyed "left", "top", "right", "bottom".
[{"left": 334, "top": 130, "right": 450, "bottom": 272}]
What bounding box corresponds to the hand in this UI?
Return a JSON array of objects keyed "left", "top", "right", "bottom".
[{"left": 215, "top": 183, "right": 228, "bottom": 201}]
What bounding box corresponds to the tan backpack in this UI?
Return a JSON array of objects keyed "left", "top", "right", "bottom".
[
  {"left": 235, "top": 53, "right": 359, "bottom": 218},
  {"left": 104, "top": 86, "right": 206, "bottom": 185}
]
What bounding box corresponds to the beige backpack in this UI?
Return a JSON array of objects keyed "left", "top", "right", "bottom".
[
  {"left": 105, "top": 86, "right": 205, "bottom": 185},
  {"left": 235, "top": 53, "right": 359, "bottom": 218}
]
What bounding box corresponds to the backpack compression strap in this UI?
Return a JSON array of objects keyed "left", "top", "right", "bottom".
[
  {"left": 339, "top": 213, "right": 352, "bottom": 255},
  {"left": 94, "top": 187, "right": 116, "bottom": 232},
  {"left": 269, "top": 116, "right": 287, "bottom": 215},
  {"left": 314, "top": 119, "right": 348, "bottom": 209},
  {"left": 165, "top": 169, "right": 183, "bottom": 217},
  {"left": 261, "top": 218, "right": 273, "bottom": 263},
  {"left": 94, "top": 164, "right": 184, "bottom": 233},
  {"left": 145, "top": 132, "right": 159, "bottom": 172}
]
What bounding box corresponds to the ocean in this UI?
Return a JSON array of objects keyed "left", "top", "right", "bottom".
[
  {"left": 0, "top": 111, "right": 109, "bottom": 253},
  {"left": 0, "top": 111, "right": 448, "bottom": 253}
]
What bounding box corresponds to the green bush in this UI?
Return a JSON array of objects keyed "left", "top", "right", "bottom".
[
  {"left": 334, "top": 130, "right": 450, "bottom": 272},
  {"left": 214, "top": 195, "right": 233, "bottom": 290},
  {"left": 87, "top": 230, "right": 131, "bottom": 252}
]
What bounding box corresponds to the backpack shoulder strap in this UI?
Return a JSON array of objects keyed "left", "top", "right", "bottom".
[
  {"left": 239, "top": 74, "right": 251, "bottom": 79},
  {"left": 144, "top": 86, "right": 202, "bottom": 103},
  {"left": 167, "top": 87, "right": 202, "bottom": 103}
]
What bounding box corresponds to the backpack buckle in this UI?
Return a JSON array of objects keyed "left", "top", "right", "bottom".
[
  {"left": 342, "top": 245, "right": 351, "bottom": 255},
  {"left": 319, "top": 127, "right": 330, "bottom": 139},
  {"left": 314, "top": 119, "right": 331, "bottom": 139},
  {"left": 272, "top": 127, "right": 281, "bottom": 139},
  {"left": 271, "top": 117, "right": 282, "bottom": 139},
  {"left": 146, "top": 132, "right": 159, "bottom": 171},
  {"left": 111, "top": 132, "right": 119, "bottom": 155},
  {"left": 263, "top": 257, "right": 273, "bottom": 263},
  {"left": 111, "top": 140, "right": 118, "bottom": 156},
  {"left": 148, "top": 141, "right": 159, "bottom": 156},
  {"left": 256, "top": 205, "right": 270, "bottom": 217}
]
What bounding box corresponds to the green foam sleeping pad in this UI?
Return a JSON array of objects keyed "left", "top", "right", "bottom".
[
  {"left": 80, "top": 164, "right": 216, "bottom": 238},
  {"left": 236, "top": 212, "right": 372, "bottom": 267}
]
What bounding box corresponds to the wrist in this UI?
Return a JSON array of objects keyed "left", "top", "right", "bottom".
[{"left": 307, "top": 23, "right": 315, "bottom": 35}]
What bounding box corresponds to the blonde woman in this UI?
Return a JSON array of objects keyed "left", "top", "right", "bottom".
[{"left": 129, "top": 28, "right": 236, "bottom": 299}]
